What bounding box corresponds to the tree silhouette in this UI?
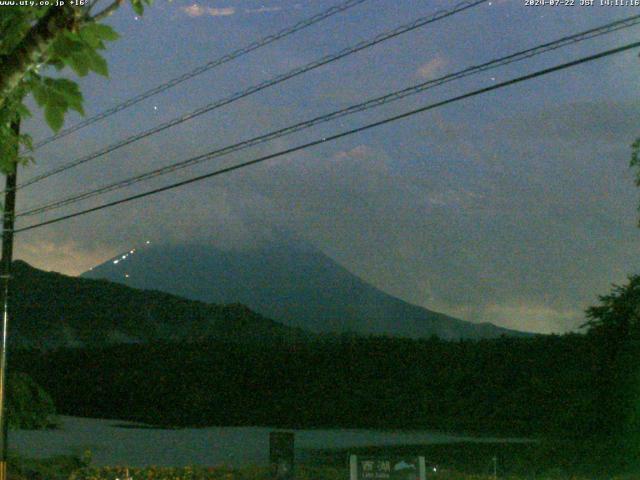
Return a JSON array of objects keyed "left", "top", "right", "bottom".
[{"left": 583, "top": 276, "right": 640, "bottom": 469}]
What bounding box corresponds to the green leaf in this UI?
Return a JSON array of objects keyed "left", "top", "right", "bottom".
[
  {"left": 91, "top": 23, "right": 120, "bottom": 41},
  {"left": 86, "top": 50, "right": 109, "bottom": 77},
  {"left": 44, "top": 105, "right": 64, "bottom": 132},
  {"left": 0, "top": 121, "right": 20, "bottom": 171},
  {"left": 79, "top": 26, "right": 103, "bottom": 49},
  {"left": 131, "top": 0, "right": 144, "bottom": 15},
  {"left": 15, "top": 102, "right": 31, "bottom": 119},
  {"left": 17, "top": 153, "right": 34, "bottom": 166},
  {"left": 30, "top": 81, "right": 48, "bottom": 107},
  {"left": 46, "top": 78, "right": 84, "bottom": 113},
  {"left": 50, "top": 33, "right": 85, "bottom": 60},
  {"left": 66, "top": 52, "right": 91, "bottom": 77},
  {"left": 79, "top": 23, "right": 118, "bottom": 50},
  {"left": 19, "top": 133, "right": 33, "bottom": 151}
]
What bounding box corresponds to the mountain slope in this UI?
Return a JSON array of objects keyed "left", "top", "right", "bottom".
[
  {"left": 9, "top": 260, "right": 309, "bottom": 349},
  {"left": 82, "top": 242, "right": 532, "bottom": 339}
]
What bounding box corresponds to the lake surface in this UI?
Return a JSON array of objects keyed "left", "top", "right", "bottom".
[{"left": 9, "top": 416, "right": 529, "bottom": 467}]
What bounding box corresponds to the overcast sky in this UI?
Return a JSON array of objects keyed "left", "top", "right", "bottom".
[{"left": 13, "top": 0, "right": 640, "bottom": 334}]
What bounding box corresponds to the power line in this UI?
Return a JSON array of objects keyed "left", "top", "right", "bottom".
[
  {"left": 14, "top": 39, "right": 640, "bottom": 234},
  {"left": 17, "top": 15, "right": 640, "bottom": 218},
  {"left": 18, "top": 0, "right": 488, "bottom": 190},
  {"left": 29, "top": 0, "right": 370, "bottom": 151}
]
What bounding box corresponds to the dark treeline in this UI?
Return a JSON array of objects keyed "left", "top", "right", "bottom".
[{"left": 10, "top": 334, "right": 601, "bottom": 436}]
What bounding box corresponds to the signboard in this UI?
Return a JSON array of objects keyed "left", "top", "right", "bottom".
[
  {"left": 349, "top": 455, "right": 427, "bottom": 480},
  {"left": 269, "top": 432, "right": 294, "bottom": 480}
]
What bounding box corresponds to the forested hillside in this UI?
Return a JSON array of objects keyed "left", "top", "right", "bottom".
[
  {"left": 12, "top": 334, "right": 594, "bottom": 435},
  {"left": 9, "top": 261, "right": 310, "bottom": 348}
]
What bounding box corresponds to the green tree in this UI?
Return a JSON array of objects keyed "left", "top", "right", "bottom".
[
  {"left": 0, "top": 0, "right": 152, "bottom": 170},
  {"left": 630, "top": 137, "right": 640, "bottom": 223},
  {"left": 583, "top": 277, "right": 640, "bottom": 469},
  {"left": 6, "top": 372, "right": 56, "bottom": 429}
]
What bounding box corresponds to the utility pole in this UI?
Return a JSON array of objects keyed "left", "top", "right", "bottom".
[{"left": 0, "top": 119, "right": 19, "bottom": 480}]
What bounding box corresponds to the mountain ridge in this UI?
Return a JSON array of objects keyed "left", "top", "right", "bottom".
[
  {"left": 9, "top": 260, "right": 311, "bottom": 349},
  {"left": 82, "top": 241, "right": 533, "bottom": 339}
]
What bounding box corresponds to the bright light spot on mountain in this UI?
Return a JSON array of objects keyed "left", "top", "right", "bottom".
[
  {"left": 113, "top": 260, "right": 119, "bottom": 264},
  {"left": 125, "top": 274, "right": 130, "bottom": 278},
  {"left": 146, "top": 241, "right": 151, "bottom": 244}
]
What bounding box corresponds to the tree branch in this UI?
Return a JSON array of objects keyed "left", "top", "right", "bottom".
[
  {"left": 91, "top": 0, "right": 124, "bottom": 21},
  {"left": 0, "top": 5, "right": 81, "bottom": 110}
]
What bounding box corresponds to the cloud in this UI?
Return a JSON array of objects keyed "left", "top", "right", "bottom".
[
  {"left": 181, "top": 4, "right": 235, "bottom": 17},
  {"left": 442, "top": 302, "right": 584, "bottom": 335},
  {"left": 207, "top": 6, "right": 235, "bottom": 16},
  {"left": 182, "top": 4, "right": 205, "bottom": 17},
  {"left": 244, "top": 6, "right": 282, "bottom": 14},
  {"left": 416, "top": 56, "right": 447, "bottom": 80},
  {"left": 16, "top": 238, "right": 118, "bottom": 277}
]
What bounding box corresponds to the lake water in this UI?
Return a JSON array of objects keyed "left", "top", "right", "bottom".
[{"left": 9, "top": 416, "right": 529, "bottom": 468}]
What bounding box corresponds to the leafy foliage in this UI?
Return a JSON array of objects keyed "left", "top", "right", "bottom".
[
  {"left": 0, "top": 1, "right": 149, "bottom": 171},
  {"left": 630, "top": 137, "right": 640, "bottom": 225},
  {"left": 6, "top": 371, "right": 56, "bottom": 430},
  {"left": 8, "top": 452, "right": 90, "bottom": 480},
  {"left": 29, "top": 76, "right": 85, "bottom": 132},
  {"left": 0, "top": 8, "right": 51, "bottom": 56},
  {"left": 583, "top": 276, "right": 640, "bottom": 468}
]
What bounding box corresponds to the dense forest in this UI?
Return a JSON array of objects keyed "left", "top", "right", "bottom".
[
  {"left": 6, "top": 372, "right": 56, "bottom": 429},
  {"left": 4, "top": 334, "right": 611, "bottom": 435}
]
